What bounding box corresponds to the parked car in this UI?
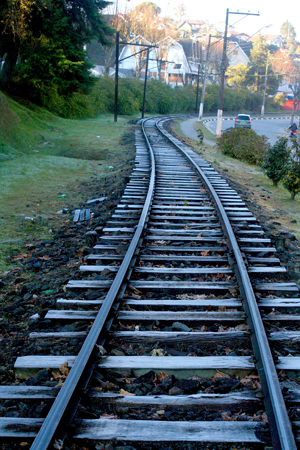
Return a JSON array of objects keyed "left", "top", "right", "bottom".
[{"left": 234, "top": 114, "right": 251, "bottom": 129}]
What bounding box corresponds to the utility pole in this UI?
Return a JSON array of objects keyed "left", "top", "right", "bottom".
[
  {"left": 261, "top": 56, "right": 269, "bottom": 117},
  {"left": 195, "top": 64, "right": 201, "bottom": 113},
  {"left": 141, "top": 48, "right": 150, "bottom": 119},
  {"left": 199, "top": 34, "right": 211, "bottom": 120},
  {"left": 114, "top": 31, "right": 120, "bottom": 123},
  {"left": 216, "top": 8, "right": 229, "bottom": 138},
  {"left": 216, "top": 10, "right": 259, "bottom": 137}
]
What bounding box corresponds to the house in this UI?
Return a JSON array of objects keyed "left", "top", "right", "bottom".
[
  {"left": 265, "top": 35, "right": 285, "bottom": 48},
  {"left": 118, "top": 36, "right": 152, "bottom": 78},
  {"left": 178, "top": 20, "right": 207, "bottom": 37},
  {"left": 229, "top": 36, "right": 252, "bottom": 57},
  {"left": 227, "top": 41, "right": 249, "bottom": 66}
]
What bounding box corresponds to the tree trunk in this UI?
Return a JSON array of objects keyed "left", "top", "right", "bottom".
[
  {"left": 272, "top": 179, "right": 278, "bottom": 187},
  {"left": 0, "top": 38, "right": 20, "bottom": 89},
  {"left": 291, "top": 191, "right": 295, "bottom": 200}
]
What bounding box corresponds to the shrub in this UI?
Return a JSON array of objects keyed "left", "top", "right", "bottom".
[
  {"left": 262, "top": 136, "right": 290, "bottom": 186},
  {"left": 282, "top": 160, "right": 300, "bottom": 200},
  {"left": 197, "top": 129, "right": 204, "bottom": 143},
  {"left": 217, "top": 127, "right": 269, "bottom": 165}
]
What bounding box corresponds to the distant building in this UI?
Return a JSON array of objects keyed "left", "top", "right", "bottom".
[{"left": 265, "top": 35, "right": 285, "bottom": 48}]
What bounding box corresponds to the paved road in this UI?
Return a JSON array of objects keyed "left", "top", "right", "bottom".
[
  {"left": 205, "top": 117, "right": 293, "bottom": 146},
  {"left": 180, "top": 117, "right": 215, "bottom": 146}
]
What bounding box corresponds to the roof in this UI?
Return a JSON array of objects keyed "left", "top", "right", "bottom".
[
  {"left": 229, "top": 36, "right": 252, "bottom": 57},
  {"left": 265, "top": 34, "right": 284, "bottom": 41}
]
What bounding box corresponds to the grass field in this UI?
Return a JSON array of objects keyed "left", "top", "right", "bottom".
[{"left": 0, "top": 92, "right": 138, "bottom": 271}]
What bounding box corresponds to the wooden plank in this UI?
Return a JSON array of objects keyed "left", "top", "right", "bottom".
[
  {"left": 255, "top": 282, "right": 298, "bottom": 292},
  {"left": 0, "top": 387, "right": 259, "bottom": 410},
  {"left": 80, "top": 265, "right": 119, "bottom": 272},
  {"left": 0, "top": 385, "right": 59, "bottom": 399},
  {"left": 148, "top": 229, "right": 223, "bottom": 235},
  {"left": 241, "top": 247, "right": 276, "bottom": 253},
  {"left": 248, "top": 267, "right": 286, "bottom": 274},
  {"left": 73, "top": 209, "right": 80, "bottom": 222},
  {"left": 144, "top": 236, "right": 220, "bottom": 242},
  {"left": 248, "top": 257, "right": 280, "bottom": 264},
  {"left": 238, "top": 238, "right": 271, "bottom": 243},
  {"left": 125, "top": 298, "right": 242, "bottom": 307},
  {"left": 57, "top": 299, "right": 104, "bottom": 307},
  {"left": 277, "top": 357, "right": 300, "bottom": 371},
  {"left": 147, "top": 222, "right": 220, "bottom": 228},
  {"left": 129, "top": 281, "right": 235, "bottom": 290},
  {"left": 263, "top": 314, "right": 300, "bottom": 321},
  {"left": 102, "top": 227, "right": 135, "bottom": 232},
  {"left": 30, "top": 331, "right": 87, "bottom": 340},
  {"left": 90, "top": 391, "right": 260, "bottom": 410},
  {"left": 97, "top": 356, "right": 254, "bottom": 370},
  {"left": 44, "top": 310, "right": 244, "bottom": 321},
  {"left": 259, "top": 298, "right": 300, "bottom": 307},
  {"left": 67, "top": 280, "right": 113, "bottom": 289},
  {"left": 87, "top": 255, "right": 124, "bottom": 261},
  {"left": 117, "top": 311, "right": 244, "bottom": 321},
  {"left": 133, "top": 267, "right": 233, "bottom": 274},
  {"left": 0, "top": 418, "right": 43, "bottom": 437},
  {"left": 269, "top": 331, "right": 300, "bottom": 342},
  {"left": 138, "top": 255, "right": 228, "bottom": 263},
  {"left": 14, "top": 355, "right": 254, "bottom": 372},
  {"left": 111, "top": 330, "right": 248, "bottom": 343},
  {"left": 72, "top": 418, "right": 268, "bottom": 443},
  {"left": 144, "top": 245, "right": 227, "bottom": 252},
  {"left": 45, "top": 310, "right": 97, "bottom": 320}
]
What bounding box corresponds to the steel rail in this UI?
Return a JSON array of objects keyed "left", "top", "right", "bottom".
[
  {"left": 30, "top": 119, "right": 156, "bottom": 449},
  {"left": 156, "top": 117, "right": 297, "bottom": 450}
]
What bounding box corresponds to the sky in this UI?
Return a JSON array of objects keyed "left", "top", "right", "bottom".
[{"left": 108, "top": 0, "right": 299, "bottom": 39}]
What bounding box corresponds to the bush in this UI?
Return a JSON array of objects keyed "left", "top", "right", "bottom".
[
  {"left": 217, "top": 127, "right": 269, "bottom": 165},
  {"left": 282, "top": 160, "right": 300, "bottom": 200},
  {"left": 262, "top": 136, "right": 290, "bottom": 186}
]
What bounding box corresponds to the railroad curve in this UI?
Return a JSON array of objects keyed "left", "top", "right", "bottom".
[{"left": 0, "top": 116, "right": 300, "bottom": 450}]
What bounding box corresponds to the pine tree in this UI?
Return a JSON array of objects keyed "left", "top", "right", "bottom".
[{"left": 280, "top": 20, "right": 297, "bottom": 54}]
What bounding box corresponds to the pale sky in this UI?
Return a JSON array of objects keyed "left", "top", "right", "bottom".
[{"left": 108, "top": 0, "right": 299, "bottom": 39}]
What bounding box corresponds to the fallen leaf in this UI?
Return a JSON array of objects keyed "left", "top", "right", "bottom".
[
  {"left": 59, "top": 362, "right": 70, "bottom": 376},
  {"left": 221, "top": 413, "right": 233, "bottom": 421},
  {"left": 213, "top": 371, "right": 230, "bottom": 381},
  {"left": 128, "top": 285, "right": 142, "bottom": 295},
  {"left": 100, "top": 414, "right": 118, "bottom": 419},
  {"left": 119, "top": 389, "right": 136, "bottom": 396},
  {"left": 158, "top": 372, "right": 169, "bottom": 381}
]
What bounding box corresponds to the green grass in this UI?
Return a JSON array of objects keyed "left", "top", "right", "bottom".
[
  {"left": 0, "top": 92, "right": 138, "bottom": 272},
  {"left": 195, "top": 121, "right": 217, "bottom": 142}
]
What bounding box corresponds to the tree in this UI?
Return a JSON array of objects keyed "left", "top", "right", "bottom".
[
  {"left": 262, "top": 136, "right": 290, "bottom": 186},
  {"left": 246, "top": 34, "right": 279, "bottom": 95},
  {"left": 114, "top": 2, "right": 176, "bottom": 44},
  {"left": 0, "top": 0, "right": 113, "bottom": 100},
  {"left": 280, "top": 20, "right": 297, "bottom": 54},
  {"left": 173, "top": 2, "right": 186, "bottom": 23},
  {"left": 271, "top": 50, "right": 300, "bottom": 124},
  {"left": 226, "top": 64, "right": 248, "bottom": 88}
]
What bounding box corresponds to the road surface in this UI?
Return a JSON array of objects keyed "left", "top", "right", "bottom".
[{"left": 205, "top": 116, "right": 293, "bottom": 146}]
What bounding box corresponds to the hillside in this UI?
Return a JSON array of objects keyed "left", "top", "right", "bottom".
[{"left": 0, "top": 92, "right": 137, "bottom": 271}]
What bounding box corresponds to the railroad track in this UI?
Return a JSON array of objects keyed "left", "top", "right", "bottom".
[{"left": 1, "top": 116, "right": 300, "bottom": 450}]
